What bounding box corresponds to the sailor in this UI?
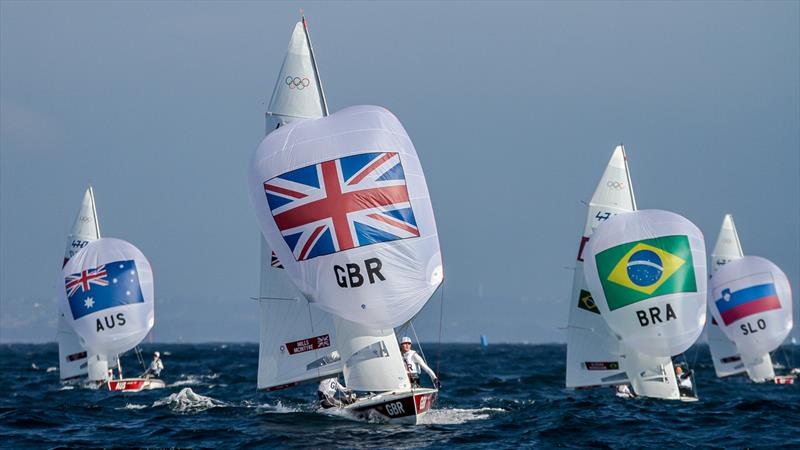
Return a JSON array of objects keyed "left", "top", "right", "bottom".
[
  {"left": 614, "top": 384, "right": 634, "bottom": 398},
  {"left": 399, "top": 336, "right": 439, "bottom": 388},
  {"left": 675, "top": 365, "right": 693, "bottom": 396},
  {"left": 145, "top": 351, "right": 164, "bottom": 377},
  {"left": 317, "top": 376, "right": 353, "bottom": 409}
]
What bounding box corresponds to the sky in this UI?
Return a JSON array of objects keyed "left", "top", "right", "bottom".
[{"left": 1, "top": 1, "right": 798, "bottom": 343}]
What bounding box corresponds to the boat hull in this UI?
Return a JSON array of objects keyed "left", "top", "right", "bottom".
[
  {"left": 107, "top": 378, "right": 166, "bottom": 392},
  {"left": 343, "top": 388, "right": 437, "bottom": 424}
]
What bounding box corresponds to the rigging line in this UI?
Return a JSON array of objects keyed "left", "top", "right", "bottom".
[
  {"left": 410, "top": 322, "right": 427, "bottom": 368},
  {"left": 436, "top": 281, "right": 445, "bottom": 375}
]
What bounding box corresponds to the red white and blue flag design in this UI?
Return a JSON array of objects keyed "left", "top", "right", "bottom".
[
  {"left": 65, "top": 259, "right": 144, "bottom": 320},
  {"left": 715, "top": 280, "right": 781, "bottom": 326},
  {"left": 263, "top": 152, "right": 419, "bottom": 261}
]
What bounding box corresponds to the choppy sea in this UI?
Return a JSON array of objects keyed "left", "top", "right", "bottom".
[{"left": 1, "top": 343, "right": 799, "bottom": 448}]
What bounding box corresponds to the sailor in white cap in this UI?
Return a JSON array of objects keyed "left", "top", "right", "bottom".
[
  {"left": 145, "top": 351, "right": 164, "bottom": 377},
  {"left": 399, "top": 336, "right": 439, "bottom": 389}
]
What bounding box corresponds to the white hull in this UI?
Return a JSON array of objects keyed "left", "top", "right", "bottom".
[{"left": 340, "top": 388, "right": 437, "bottom": 424}]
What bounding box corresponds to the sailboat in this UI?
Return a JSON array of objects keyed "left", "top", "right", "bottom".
[
  {"left": 57, "top": 187, "right": 111, "bottom": 383},
  {"left": 255, "top": 17, "right": 343, "bottom": 392},
  {"left": 707, "top": 214, "right": 776, "bottom": 382},
  {"left": 58, "top": 188, "right": 164, "bottom": 392},
  {"left": 565, "top": 146, "right": 683, "bottom": 400},
  {"left": 582, "top": 207, "right": 707, "bottom": 401},
  {"left": 708, "top": 245, "right": 795, "bottom": 384},
  {"left": 248, "top": 103, "right": 444, "bottom": 424}
]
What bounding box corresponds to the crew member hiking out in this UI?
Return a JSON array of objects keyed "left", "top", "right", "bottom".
[
  {"left": 399, "top": 336, "right": 439, "bottom": 389},
  {"left": 144, "top": 351, "right": 164, "bottom": 378},
  {"left": 317, "top": 376, "right": 354, "bottom": 409}
]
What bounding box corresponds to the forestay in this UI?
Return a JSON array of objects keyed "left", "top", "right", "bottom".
[
  {"left": 60, "top": 238, "right": 154, "bottom": 357},
  {"left": 249, "top": 105, "right": 443, "bottom": 329},
  {"left": 58, "top": 187, "right": 101, "bottom": 381},
  {"left": 708, "top": 255, "right": 793, "bottom": 378},
  {"left": 584, "top": 210, "right": 707, "bottom": 358},
  {"left": 566, "top": 145, "right": 633, "bottom": 388}
]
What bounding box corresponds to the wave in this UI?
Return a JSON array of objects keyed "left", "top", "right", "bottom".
[
  {"left": 46, "top": 367, "right": 57, "bottom": 373},
  {"left": 153, "top": 388, "right": 225, "bottom": 413},
  {"left": 120, "top": 403, "right": 148, "bottom": 410},
  {"left": 420, "top": 407, "right": 506, "bottom": 425},
  {"left": 168, "top": 373, "right": 220, "bottom": 387}
]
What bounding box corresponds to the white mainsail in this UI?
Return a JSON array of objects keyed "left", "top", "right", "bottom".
[
  {"left": 566, "top": 146, "right": 631, "bottom": 388},
  {"left": 57, "top": 187, "right": 108, "bottom": 382},
  {"left": 257, "top": 17, "right": 343, "bottom": 391},
  {"left": 333, "top": 316, "right": 410, "bottom": 392},
  {"left": 707, "top": 214, "right": 774, "bottom": 380},
  {"left": 565, "top": 146, "right": 678, "bottom": 399}
]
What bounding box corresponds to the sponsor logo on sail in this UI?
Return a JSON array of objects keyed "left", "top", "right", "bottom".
[
  {"left": 584, "top": 361, "right": 619, "bottom": 370},
  {"left": 285, "top": 334, "right": 331, "bottom": 355},
  {"left": 595, "top": 235, "right": 696, "bottom": 311}
]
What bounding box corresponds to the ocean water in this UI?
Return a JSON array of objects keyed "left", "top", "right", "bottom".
[{"left": 2, "top": 343, "right": 799, "bottom": 448}]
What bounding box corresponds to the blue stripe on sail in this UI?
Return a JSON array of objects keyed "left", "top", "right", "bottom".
[
  {"left": 382, "top": 207, "right": 417, "bottom": 227},
  {"left": 376, "top": 162, "right": 405, "bottom": 182},
  {"left": 716, "top": 283, "right": 777, "bottom": 313},
  {"left": 354, "top": 222, "right": 400, "bottom": 246},
  {"left": 278, "top": 165, "right": 319, "bottom": 189},
  {"left": 340, "top": 153, "right": 382, "bottom": 182}
]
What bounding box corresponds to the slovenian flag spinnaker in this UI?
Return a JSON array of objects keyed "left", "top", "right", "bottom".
[
  {"left": 249, "top": 105, "right": 443, "bottom": 329},
  {"left": 59, "top": 238, "right": 154, "bottom": 357},
  {"left": 708, "top": 256, "right": 792, "bottom": 358},
  {"left": 583, "top": 210, "right": 707, "bottom": 357}
]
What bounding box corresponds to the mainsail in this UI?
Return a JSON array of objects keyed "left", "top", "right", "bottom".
[
  {"left": 708, "top": 255, "right": 793, "bottom": 382},
  {"left": 249, "top": 105, "right": 443, "bottom": 393},
  {"left": 565, "top": 146, "right": 632, "bottom": 388},
  {"left": 257, "top": 17, "right": 342, "bottom": 391},
  {"left": 57, "top": 187, "right": 109, "bottom": 382},
  {"left": 565, "top": 146, "right": 678, "bottom": 398},
  {"left": 707, "top": 214, "right": 774, "bottom": 379}
]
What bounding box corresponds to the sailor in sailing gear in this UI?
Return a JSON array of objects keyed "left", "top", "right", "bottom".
[
  {"left": 399, "top": 336, "right": 438, "bottom": 388},
  {"left": 317, "top": 377, "right": 353, "bottom": 409},
  {"left": 144, "top": 351, "right": 164, "bottom": 377},
  {"left": 675, "top": 365, "right": 694, "bottom": 397},
  {"left": 614, "top": 384, "right": 634, "bottom": 398}
]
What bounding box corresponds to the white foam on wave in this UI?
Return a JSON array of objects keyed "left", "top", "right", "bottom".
[
  {"left": 419, "top": 407, "right": 505, "bottom": 425},
  {"left": 168, "top": 373, "right": 220, "bottom": 387},
  {"left": 153, "top": 387, "right": 225, "bottom": 413},
  {"left": 46, "top": 367, "right": 57, "bottom": 373},
  {"left": 120, "top": 403, "right": 148, "bottom": 410},
  {"left": 241, "top": 399, "right": 301, "bottom": 414},
  {"left": 59, "top": 385, "right": 75, "bottom": 391}
]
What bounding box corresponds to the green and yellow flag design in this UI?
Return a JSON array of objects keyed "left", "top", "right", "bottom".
[
  {"left": 595, "top": 235, "right": 697, "bottom": 310},
  {"left": 577, "top": 289, "right": 600, "bottom": 314}
]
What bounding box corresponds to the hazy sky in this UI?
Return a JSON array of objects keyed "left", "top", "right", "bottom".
[{"left": 1, "top": 1, "right": 798, "bottom": 343}]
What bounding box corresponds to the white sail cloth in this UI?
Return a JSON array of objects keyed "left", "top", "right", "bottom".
[
  {"left": 584, "top": 209, "right": 707, "bottom": 358},
  {"left": 708, "top": 256, "right": 793, "bottom": 360},
  {"left": 249, "top": 105, "right": 443, "bottom": 329},
  {"left": 59, "top": 238, "right": 154, "bottom": 357}
]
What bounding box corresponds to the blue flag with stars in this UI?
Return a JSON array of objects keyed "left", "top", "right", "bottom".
[{"left": 64, "top": 259, "right": 144, "bottom": 320}]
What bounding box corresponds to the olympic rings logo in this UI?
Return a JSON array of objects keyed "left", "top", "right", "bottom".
[
  {"left": 606, "top": 180, "right": 625, "bottom": 190},
  {"left": 285, "top": 76, "right": 311, "bottom": 90}
]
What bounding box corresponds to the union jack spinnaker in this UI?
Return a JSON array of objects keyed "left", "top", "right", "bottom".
[
  {"left": 248, "top": 105, "right": 443, "bottom": 329},
  {"left": 583, "top": 209, "right": 708, "bottom": 358},
  {"left": 59, "top": 238, "right": 155, "bottom": 357}
]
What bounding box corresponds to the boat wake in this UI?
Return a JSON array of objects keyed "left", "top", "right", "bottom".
[
  {"left": 153, "top": 388, "right": 224, "bottom": 413},
  {"left": 419, "top": 407, "right": 505, "bottom": 425}
]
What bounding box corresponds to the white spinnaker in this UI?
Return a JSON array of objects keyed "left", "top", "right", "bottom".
[
  {"left": 584, "top": 210, "right": 708, "bottom": 358},
  {"left": 58, "top": 187, "right": 101, "bottom": 381},
  {"left": 707, "top": 214, "right": 773, "bottom": 380},
  {"left": 60, "top": 238, "right": 154, "bottom": 357},
  {"left": 708, "top": 256, "right": 793, "bottom": 367},
  {"left": 257, "top": 239, "right": 343, "bottom": 390},
  {"left": 249, "top": 105, "right": 443, "bottom": 329},
  {"left": 256, "top": 17, "right": 343, "bottom": 390},
  {"left": 566, "top": 146, "right": 632, "bottom": 388},
  {"left": 333, "top": 316, "right": 409, "bottom": 392}
]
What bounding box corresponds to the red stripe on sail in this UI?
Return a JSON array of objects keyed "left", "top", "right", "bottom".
[{"left": 720, "top": 295, "right": 781, "bottom": 325}]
